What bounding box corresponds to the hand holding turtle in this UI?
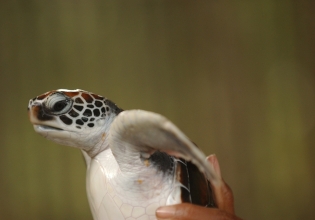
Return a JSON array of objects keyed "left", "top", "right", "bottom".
[{"left": 156, "top": 155, "right": 242, "bottom": 220}]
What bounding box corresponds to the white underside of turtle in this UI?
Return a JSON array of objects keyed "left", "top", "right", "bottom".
[
  {"left": 28, "top": 89, "right": 219, "bottom": 220},
  {"left": 84, "top": 150, "right": 180, "bottom": 220}
]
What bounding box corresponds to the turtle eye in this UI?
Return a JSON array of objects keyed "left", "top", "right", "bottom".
[
  {"left": 44, "top": 92, "right": 73, "bottom": 115},
  {"left": 53, "top": 100, "right": 68, "bottom": 111}
]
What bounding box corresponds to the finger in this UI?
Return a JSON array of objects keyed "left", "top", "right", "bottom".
[
  {"left": 206, "top": 155, "right": 235, "bottom": 214},
  {"left": 156, "top": 203, "right": 240, "bottom": 220},
  {"left": 206, "top": 154, "right": 222, "bottom": 179}
]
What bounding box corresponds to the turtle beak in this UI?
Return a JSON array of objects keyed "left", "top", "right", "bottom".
[
  {"left": 28, "top": 101, "right": 64, "bottom": 133},
  {"left": 28, "top": 100, "right": 39, "bottom": 123},
  {"left": 28, "top": 101, "right": 53, "bottom": 124}
]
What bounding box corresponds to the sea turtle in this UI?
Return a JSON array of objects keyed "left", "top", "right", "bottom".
[{"left": 28, "top": 89, "right": 220, "bottom": 220}]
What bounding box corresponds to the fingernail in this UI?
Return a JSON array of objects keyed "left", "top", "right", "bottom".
[
  {"left": 206, "top": 154, "right": 222, "bottom": 179},
  {"left": 156, "top": 206, "right": 176, "bottom": 218}
]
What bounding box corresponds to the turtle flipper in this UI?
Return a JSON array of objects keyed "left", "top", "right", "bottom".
[{"left": 109, "top": 109, "right": 220, "bottom": 187}]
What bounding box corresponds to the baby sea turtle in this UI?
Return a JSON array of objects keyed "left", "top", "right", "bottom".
[{"left": 28, "top": 89, "right": 220, "bottom": 220}]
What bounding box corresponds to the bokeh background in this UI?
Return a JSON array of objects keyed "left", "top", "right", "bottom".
[{"left": 1, "top": 1, "right": 314, "bottom": 219}]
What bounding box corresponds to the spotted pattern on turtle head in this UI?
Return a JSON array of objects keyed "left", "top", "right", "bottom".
[{"left": 28, "top": 89, "right": 123, "bottom": 130}]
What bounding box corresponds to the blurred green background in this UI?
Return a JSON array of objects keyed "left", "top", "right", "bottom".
[{"left": 1, "top": 1, "right": 314, "bottom": 219}]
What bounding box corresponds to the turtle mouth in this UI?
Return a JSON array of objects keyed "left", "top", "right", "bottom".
[{"left": 34, "top": 124, "right": 64, "bottom": 131}]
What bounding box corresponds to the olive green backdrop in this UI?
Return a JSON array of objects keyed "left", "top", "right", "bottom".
[{"left": 0, "top": 1, "right": 314, "bottom": 219}]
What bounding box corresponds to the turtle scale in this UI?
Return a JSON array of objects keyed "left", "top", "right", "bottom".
[{"left": 28, "top": 89, "right": 217, "bottom": 220}]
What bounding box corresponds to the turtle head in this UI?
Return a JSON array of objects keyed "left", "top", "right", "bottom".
[{"left": 28, "top": 89, "right": 123, "bottom": 155}]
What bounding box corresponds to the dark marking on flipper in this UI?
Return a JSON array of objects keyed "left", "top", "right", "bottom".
[{"left": 148, "top": 151, "right": 175, "bottom": 175}]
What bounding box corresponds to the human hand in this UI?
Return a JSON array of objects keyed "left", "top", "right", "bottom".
[{"left": 156, "top": 155, "right": 242, "bottom": 220}]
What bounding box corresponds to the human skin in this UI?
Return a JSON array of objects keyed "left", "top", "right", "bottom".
[{"left": 155, "top": 155, "right": 242, "bottom": 220}]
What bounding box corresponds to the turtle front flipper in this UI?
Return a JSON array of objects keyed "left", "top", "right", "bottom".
[{"left": 109, "top": 109, "right": 219, "bottom": 207}]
